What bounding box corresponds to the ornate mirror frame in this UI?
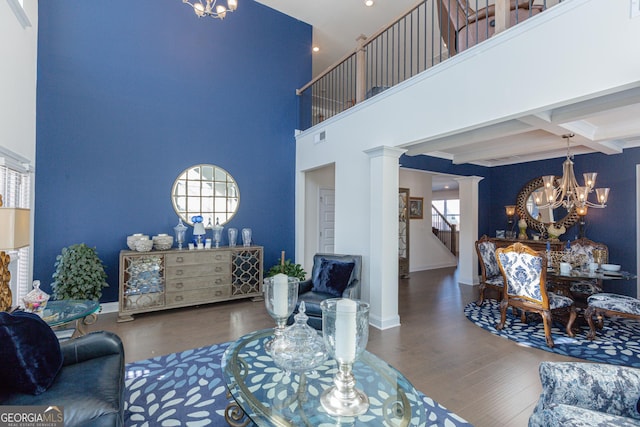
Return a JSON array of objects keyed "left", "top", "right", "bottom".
[
  {"left": 515, "top": 176, "right": 579, "bottom": 234},
  {"left": 171, "top": 164, "right": 240, "bottom": 226}
]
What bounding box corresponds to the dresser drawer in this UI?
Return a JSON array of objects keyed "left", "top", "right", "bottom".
[
  {"left": 166, "top": 262, "right": 230, "bottom": 280},
  {"left": 166, "top": 275, "right": 231, "bottom": 292},
  {"left": 166, "top": 286, "right": 231, "bottom": 306},
  {"left": 165, "top": 250, "right": 231, "bottom": 267}
]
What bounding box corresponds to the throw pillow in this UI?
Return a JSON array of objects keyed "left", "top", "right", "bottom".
[
  {"left": 0, "top": 311, "right": 63, "bottom": 395},
  {"left": 312, "top": 259, "right": 355, "bottom": 297}
]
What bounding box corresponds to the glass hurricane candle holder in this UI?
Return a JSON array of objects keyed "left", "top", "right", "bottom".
[
  {"left": 320, "top": 298, "right": 370, "bottom": 417},
  {"left": 263, "top": 274, "right": 299, "bottom": 354},
  {"left": 212, "top": 219, "right": 224, "bottom": 248},
  {"left": 228, "top": 228, "right": 238, "bottom": 247}
]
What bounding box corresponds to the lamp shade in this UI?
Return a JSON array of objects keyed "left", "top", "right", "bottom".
[{"left": 0, "top": 207, "right": 30, "bottom": 250}]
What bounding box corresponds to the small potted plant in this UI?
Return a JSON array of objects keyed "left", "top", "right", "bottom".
[
  {"left": 266, "top": 251, "right": 306, "bottom": 280},
  {"left": 51, "top": 243, "right": 108, "bottom": 301}
]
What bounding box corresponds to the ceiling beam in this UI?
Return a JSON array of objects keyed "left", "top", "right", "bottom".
[{"left": 550, "top": 86, "right": 640, "bottom": 123}]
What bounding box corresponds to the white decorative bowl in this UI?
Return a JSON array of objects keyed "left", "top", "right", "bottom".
[
  {"left": 153, "top": 234, "right": 173, "bottom": 251},
  {"left": 135, "top": 239, "right": 154, "bottom": 252},
  {"left": 127, "top": 234, "right": 149, "bottom": 250},
  {"left": 601, "top": 264, "right": 621, "bottom": 272}
]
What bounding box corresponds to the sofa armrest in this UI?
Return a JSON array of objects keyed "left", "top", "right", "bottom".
[
  {"left": 536, "top": 362, "right": 640, "bottom": 420},
  {"left": 61, "top": 331, "right": 124, "bottom": 367},
  {"left": 298, "top": 279, "right": 314, "bottom": 294}
]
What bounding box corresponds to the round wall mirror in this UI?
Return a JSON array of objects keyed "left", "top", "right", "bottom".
[
  {"left": 515, "top": 176, "right": 578, "bottom": 234},
  {"left": 171, "top": 164, "right": 240, "bottom": 226}
]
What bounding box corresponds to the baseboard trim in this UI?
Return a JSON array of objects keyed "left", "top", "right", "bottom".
[{"left": 100, "top": 301, "right": 118, "bottom": 314}]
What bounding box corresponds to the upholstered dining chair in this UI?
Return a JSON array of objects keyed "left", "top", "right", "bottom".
[
  {"left": 566, "top": 237, "right": 608, "bottom": 296},
  {"left": 436, "top": 0, "right": 543, "bottom": 55},
  {"left": 475, "top": 235, "right": 503, "bottom": 305},
  {"left": 496, "top": 243, "right": 577, "bottom": 348}
]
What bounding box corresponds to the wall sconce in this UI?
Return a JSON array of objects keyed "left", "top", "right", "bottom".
[
  {"left": 0, "top": 197, "right": 31, "bottom": 311},
  {"left": 576, "top": 205, "right": 588, "bottom": 238}
]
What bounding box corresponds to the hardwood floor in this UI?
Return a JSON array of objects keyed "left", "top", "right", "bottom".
[{"left": 88, "top": 267, "right": 580, "bottom": 427}]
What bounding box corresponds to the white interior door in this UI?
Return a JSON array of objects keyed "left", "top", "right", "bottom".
[{"left": 319, "top": 188, "right": 335, "bottom": 253}]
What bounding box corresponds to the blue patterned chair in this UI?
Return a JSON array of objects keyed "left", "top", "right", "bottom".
[
  {"left": 529, "top": 361, "right": 640, "bottom": 426},
  {"left": 496, "top": 243, "right": 577, "bottom": 348},
  {"left": 567, "top": 237, "right": 607, "bottom": 297},
  {"left": 585, "top": 293, "right": 640, "bottom": 340},
  {"left": 475, "top": 235, "right": 503, "bottom": 305}
]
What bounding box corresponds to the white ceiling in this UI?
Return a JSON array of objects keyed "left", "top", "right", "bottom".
[
  {"left": 254, "top": 0, "right": 640, "bottom": 183},
  {"left": 255, "top": 0, "right": 422, "bottom": 76}
]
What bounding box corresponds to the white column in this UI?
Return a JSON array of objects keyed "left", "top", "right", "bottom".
[
  {"left": 456, "top": 176, "right": 484, "bottom": 286},
  {"left": 365, "top": 146, "right": 405, "bottom": 330}
]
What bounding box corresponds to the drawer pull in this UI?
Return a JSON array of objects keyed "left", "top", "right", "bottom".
[
  {"left": 176, "top": 270, "right": 184, "bottom": 276},
  {"left": 175, "top": 296, "right": 183, "bottom": 302},
  {"left": 215, "top": 278, "right": 222, "bottom": 285},
  {"left": 176, "top": 256, "right": 184, "bottom": 263},
  {"left": 215, "top": 290, "right": 222, "bottom": 296},
  {"left": 215, "top": 266, "right": 223, "bottom": 273},
  {"left": 175, "top": 283, "right": 184, "bottom": 289},
  {"left": 215, "top": 255, "right": 223, "bottom": 260}
]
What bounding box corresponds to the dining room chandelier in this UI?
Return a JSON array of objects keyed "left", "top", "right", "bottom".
[
  {"left": 182, "top": 0, "right": 237, "bottom": 19},
  {"left": 533, "top": 133, "right": 610, "bottom": 211}
]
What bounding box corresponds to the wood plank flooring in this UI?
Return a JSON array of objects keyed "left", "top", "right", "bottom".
[{"left": 88, "top": 267, "right": 580, "bottom": 427}]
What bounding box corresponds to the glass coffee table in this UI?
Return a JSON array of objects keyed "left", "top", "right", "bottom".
[
  {"left": 41, "top": 299, "right": 100, "bottom": 339},
  {"left": 221, "top": 329, "right": 427, "bottom": 426}
]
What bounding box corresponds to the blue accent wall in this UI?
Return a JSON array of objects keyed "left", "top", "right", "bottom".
[
  {"left": 34, "top": 0, "right": 312, "bottom": 302},
  {"left": 488, "top": 148, "right": 640, "bottom": 296}
]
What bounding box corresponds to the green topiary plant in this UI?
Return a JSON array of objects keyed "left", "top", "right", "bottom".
[
  {"left": 51, "top": 243, "right": 108, "bottom": 301},
  {"left": 266, "top": 258, "right": 307, "bottom": 281}
]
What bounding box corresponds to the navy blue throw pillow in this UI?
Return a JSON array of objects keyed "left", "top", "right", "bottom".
[
  {"left": 0, "top": 311, "right": 63, "bottom": 395},
  {"left": 312, "top": 259, "right": 355, "bottom": 297}
]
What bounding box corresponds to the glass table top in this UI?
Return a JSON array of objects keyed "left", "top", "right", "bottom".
[
  {"left": 41, "top": 299, "right": 100, "bottom": 327},
  {"left": 221, "top": 329, "right": 426, "bottom": 427}
]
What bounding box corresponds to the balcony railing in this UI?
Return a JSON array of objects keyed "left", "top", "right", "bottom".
[{"left": 297, "top": 0, "right": 561, "bottom": 131}]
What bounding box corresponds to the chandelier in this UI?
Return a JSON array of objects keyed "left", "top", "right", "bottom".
[
  {"left": 182, "top": 0, "right": 237, "bottom": 19},
  {"left": 533, "top": 133, "right": 610, "bottom": 211}
]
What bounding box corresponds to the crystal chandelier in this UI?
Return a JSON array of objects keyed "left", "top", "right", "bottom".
[
  {"left": 182, "top": 0, "right": 237, "bottom": 19},
  {"left": 533, "top": 134, "right": 610, "bottom": 211}
]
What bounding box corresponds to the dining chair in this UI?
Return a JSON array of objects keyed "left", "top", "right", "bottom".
[
  {"left": 496, "top": 242, "right": 577, "bottom": 348},
  {"left": 436, "top": 0, "right": 543, "bottom": 55},
  {"left": 475, "top": 235, "right": 503, "bottom": 305},
  {"left": 567, "top": 238, "right": 608, "bottom": 296}
]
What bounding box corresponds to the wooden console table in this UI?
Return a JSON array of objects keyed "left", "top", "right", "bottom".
[{"left": 118, "top": 246, "right": 263, "bottom": 322}]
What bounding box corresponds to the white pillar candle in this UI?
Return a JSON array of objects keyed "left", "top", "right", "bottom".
[
  {"left": 272, "top": 273, "right": 289, "bottom": 317},
  {"left": 335, "top": 298, "right": 358, "bottom": 362}
]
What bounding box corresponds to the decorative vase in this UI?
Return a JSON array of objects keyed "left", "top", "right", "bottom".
[
  {"left": 263, "top": 274, "right": 299, "bottom": 354},
  {"left": 242, "top": 228, "right": 252, "bottom": 247},
  {"left": 228, "top": 228, "right": 238, "bottom": 247},
  {"left": 518, "top": 218, "right": 528, "bottom": 240},
  {"left": 320, "top": 298, "right": 370, "bottom": 417}
]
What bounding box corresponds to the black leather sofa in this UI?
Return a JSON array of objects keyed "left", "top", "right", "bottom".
[{"left": 1, "top": 330, "right": 125, "bottom": 427}]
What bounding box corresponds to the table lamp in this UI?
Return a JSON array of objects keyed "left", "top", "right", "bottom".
[{"left": 0, "top": 195, "right": 30, "bottom": 311}]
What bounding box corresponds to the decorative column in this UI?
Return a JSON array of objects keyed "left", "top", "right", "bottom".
[
  {"left": 365, "top": 146, "right": 405, "bottom": 330},
  {"left": 456, "top": 176, "right": 484, "bottom": 286}
]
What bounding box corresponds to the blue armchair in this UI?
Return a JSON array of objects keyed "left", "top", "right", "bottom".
[
  {"left": 289, "top": 253, "right": 362, "bottom": 330},
  {"left": 529, "top": 362, "right": 640, "bottom": 426}
]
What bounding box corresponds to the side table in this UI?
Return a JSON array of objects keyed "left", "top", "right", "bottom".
[
  {"left": 221, "top": 329, "right": 427, "bottom": 426},
  {"left": 42, "top": 299, "right": 100, "bottom": 339}
]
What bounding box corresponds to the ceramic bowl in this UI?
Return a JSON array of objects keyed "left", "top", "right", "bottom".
[
  {"left": 153, "top": 234, "right": 173, "bottom": 251},
  {"left": 135, "top": 239, "right": 154, "bottom": 252},
  {"left": 601, "top": 263, "right": 621, "bottom": 272},
  {"left": 127, "top": 234, "right": 149, "bottom": 250}
]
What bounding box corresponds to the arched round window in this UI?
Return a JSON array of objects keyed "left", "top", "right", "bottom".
[{"left": 171, "top": 164, "right": 240, "bottom": 226}]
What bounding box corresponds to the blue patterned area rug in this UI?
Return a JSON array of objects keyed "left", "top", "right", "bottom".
[
  {"left": 465, "top": 299, "right": 640, "bottom": 367},
  {"left": 124, "top": 341, "right": 473, "bottom": 426}
]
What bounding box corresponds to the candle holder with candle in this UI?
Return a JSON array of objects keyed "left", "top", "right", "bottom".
[
  {"left": 263, "top": 273, "right": 299, "bottom": 354},
  {"left": 320, "top": 298, "right": 370, "bottom": 417}
]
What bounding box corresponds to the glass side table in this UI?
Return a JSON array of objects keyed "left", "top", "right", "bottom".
[
  {"left": 41, "top": 299, "right": 100, "bottom": 339},
  {"left": 221, "top": 329, "right": 427, "bottom": 426}
]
